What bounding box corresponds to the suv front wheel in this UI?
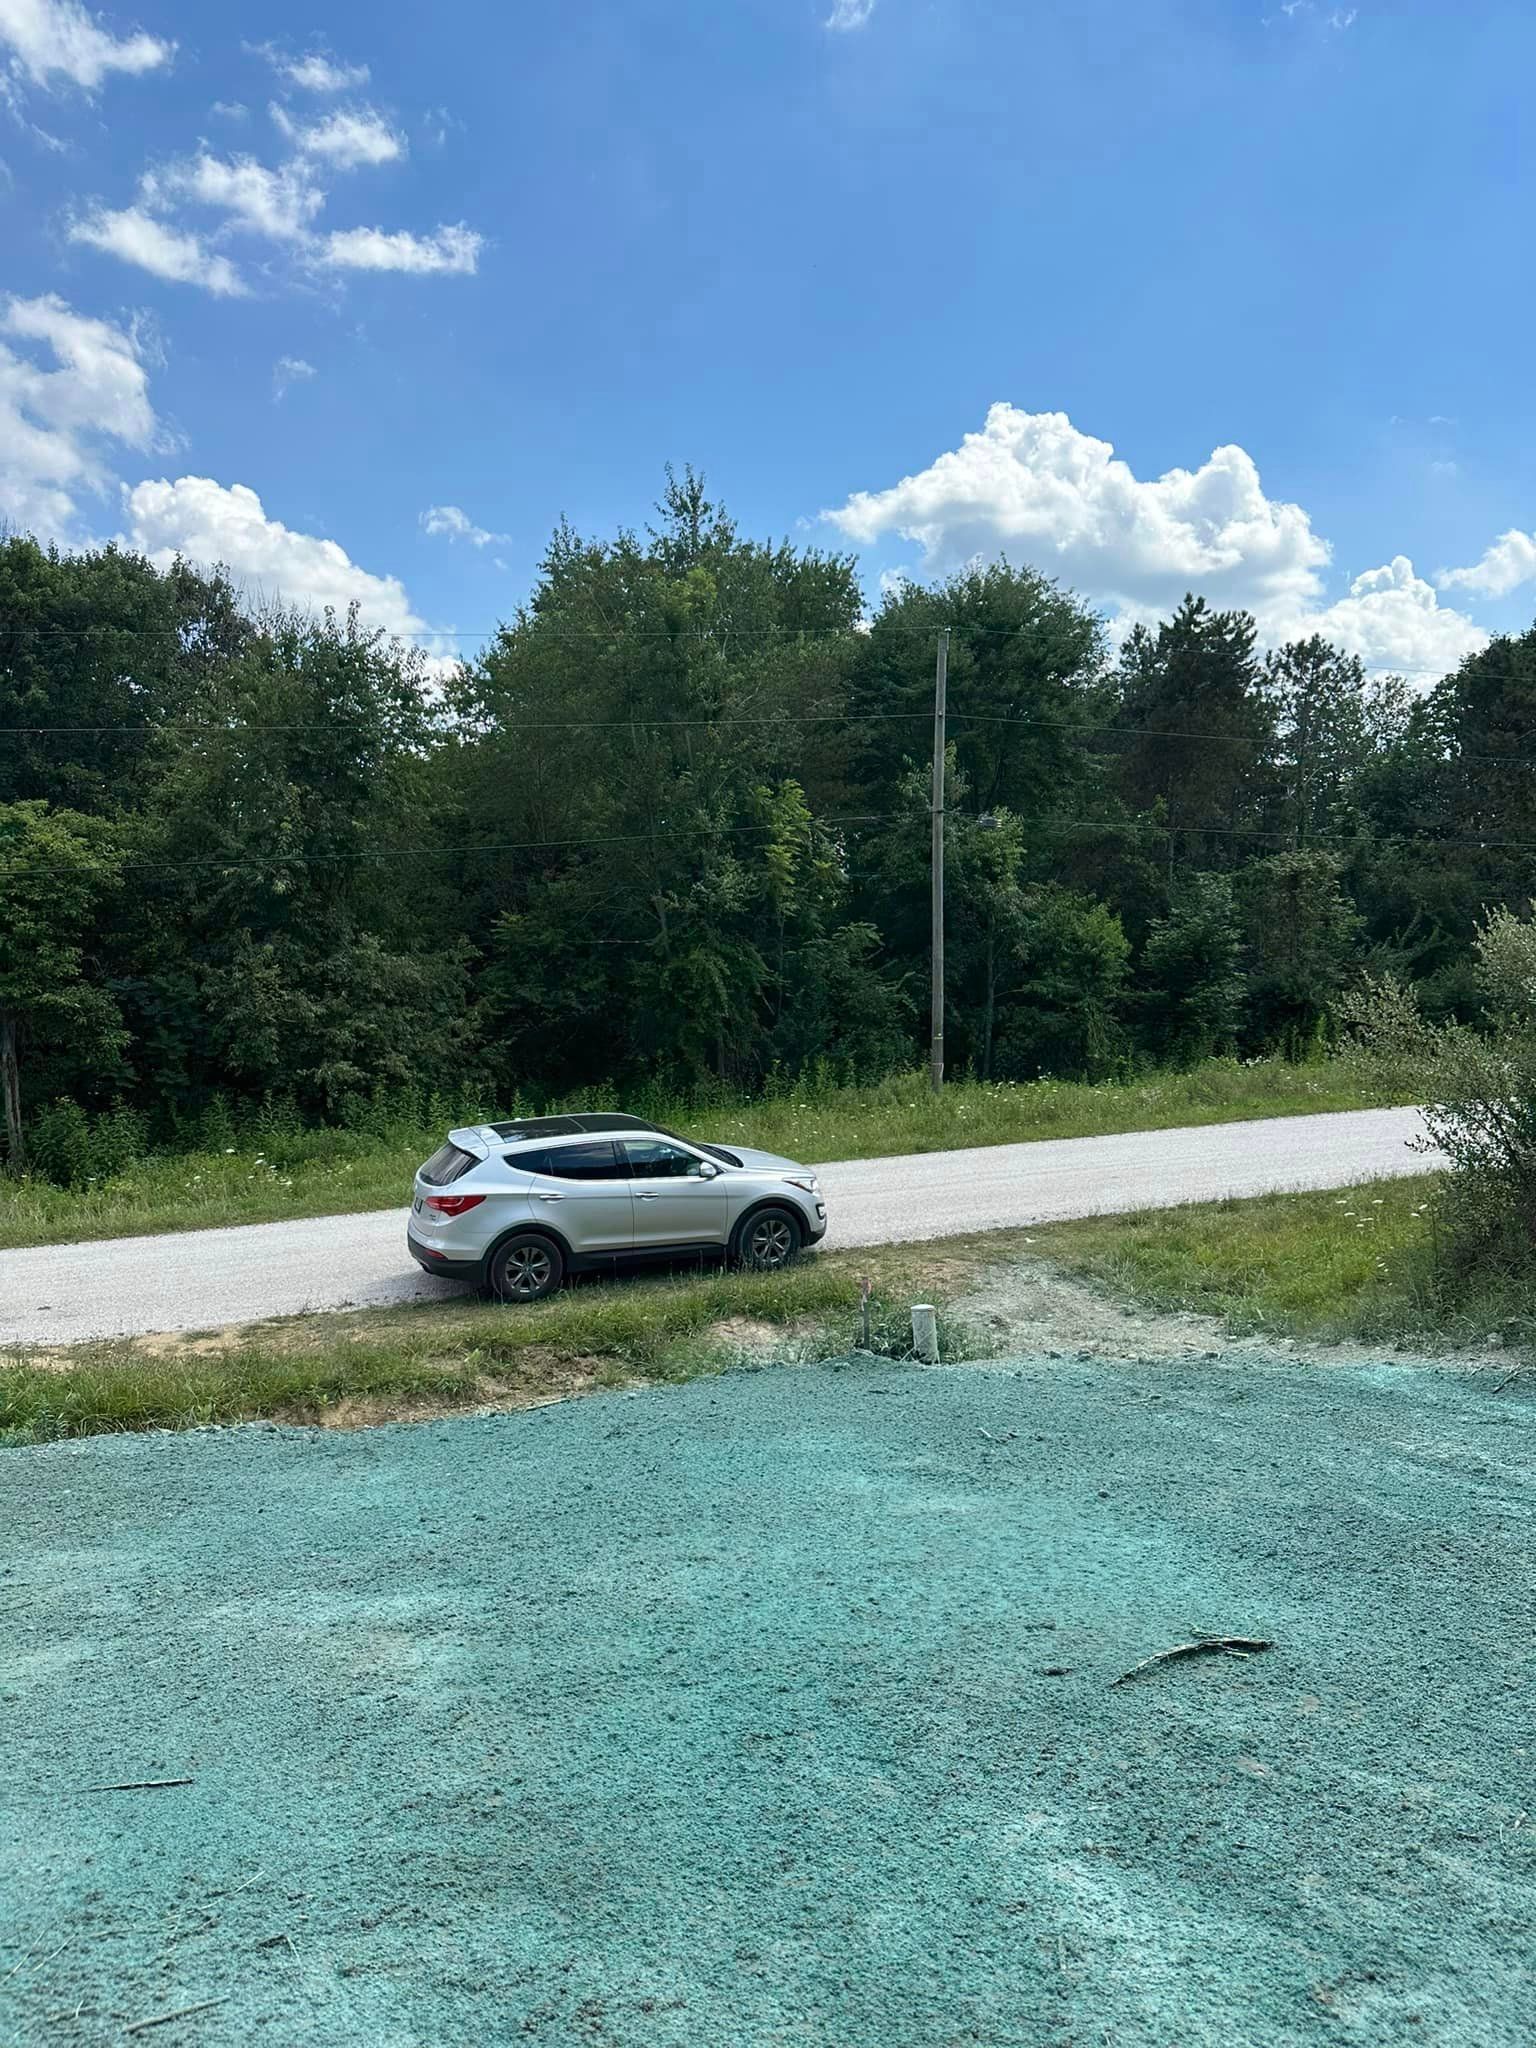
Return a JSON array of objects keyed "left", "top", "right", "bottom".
[
  {"left": 487, "top": 1232, "right": 565, "bottom": 1302},
  {"left": 732, "top": 1206, "right": 803, "bottom": 1272}
]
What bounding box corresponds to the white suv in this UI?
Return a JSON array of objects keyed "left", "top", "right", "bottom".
[{"left": 408, "top": 1112, "right": 828, "bottom": 1299}]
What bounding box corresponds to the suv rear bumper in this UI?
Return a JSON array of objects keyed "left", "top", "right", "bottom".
[{"left": 407, "top": 1229, "right": 481, "bottom": 1281}]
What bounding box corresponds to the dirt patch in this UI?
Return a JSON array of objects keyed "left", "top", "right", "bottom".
[
  {"left": 708, "top": 1316, "right": 798, "bottom": 1356},
  {"left": 276, "top": 1354, "right": 627, "bottom": 1430},
  {"left": 857, "top": 1246, "right": 986, "bottom": 1293},
  {"left": 954, "top": 1254, "right": 1495, "bottom": 1372},
  {"left": 15, "top": 1313, "right": 367, "bottom": 1373},
  {"left": 134, "top": 1323, "right": 248, "bottom": 1359},
  {"left": 288, "top": 1383, "right": 589, "bottom": 1430}
]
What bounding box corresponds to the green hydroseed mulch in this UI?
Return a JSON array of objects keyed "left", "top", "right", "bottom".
[{"left": 4, "top": 1353, "right": 1533, "bottom": 2046}]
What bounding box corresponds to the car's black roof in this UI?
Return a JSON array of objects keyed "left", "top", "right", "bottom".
[{"left": 487, "top": 1113, "right": 659, "bottom": 1144}]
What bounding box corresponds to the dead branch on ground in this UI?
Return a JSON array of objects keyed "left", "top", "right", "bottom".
[{"left": 1111, "top": 1636, "right": 1272, "bottom": 1688}]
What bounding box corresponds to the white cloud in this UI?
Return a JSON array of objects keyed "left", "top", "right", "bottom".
[
  {"left": 279, "top": 50, "right": 369, "bottom": 93},
  {"left": 5, "top": 94, "right": 67, "bottom": 149},
  {"left": 40, "top": 57, "right": 480, "bottom": 301},
  {"left": 421, "top": 104, "right": 463, "bottom": 148},
  {"left": 831, "top": 404, "right": 1329, "bottom": 612},
  {"left": 0, "top": 0, "right": 170, "bottom": 88},
  {"left": 826, "top": 0, "right": 875, "bottom": 26},
  {"left": 122, "top": 475, "right": 438, "bottom": 647},
  {"left": 0, "top": 300, "right": 451, "bottom": 662},
  {"left": 0, "top": 290, "right": 157, "bottom": 535},
  {"left": 1439, "top": 530, "right": 1536, "bottom": 601},
  {"left": 827, "top": 402, "right": 1488, "bottom": 681},
  {"left": 210, "top": 99, "right": 248, "bottom": 120},
  {"left": 2, "top": 292, "right": 156, "bottom": 444},
  {"left": 319, "top": 222, "right": 481, "bottom": 274},
  {"left": 421, "top": 503, "right": 507, "bottom": 549},
  {"left": 272, "top": 354, "right": 315, "bottom": 401},
  {"left": 140, "top": 150, "right": 322, "bottom": 240},
  {"left": 68, "top": 204, "right": 246, "bottom": 295},
  {"left": 1274, "top": 557, "right": 1486, "bottom": 680},
  {"left": 132, "top": 149, "right": 482, "bottom": 284},
  {"left": 1269, "top": 0, "right": 1357, "bottom": 26},
  {"left": 272, "top": 102, "right": 404, "bottom": 168}
]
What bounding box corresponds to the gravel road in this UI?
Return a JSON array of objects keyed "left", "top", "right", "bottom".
[{"left": 2, "top": 1104, "right": 1433, "bottom": 1346}]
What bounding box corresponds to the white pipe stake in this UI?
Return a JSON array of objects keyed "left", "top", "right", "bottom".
[{"left": 911, "top": 1303, "right": 939, "bottom": 1365}]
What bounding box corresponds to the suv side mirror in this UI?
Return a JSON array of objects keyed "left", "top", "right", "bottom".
[{"left": 696, "top": 1160, "right": 721, "bottom": 1179}]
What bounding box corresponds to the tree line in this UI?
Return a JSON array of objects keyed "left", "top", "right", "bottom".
[{"left": 4, "top": 468, "right": 1536, "bottom": 1169}]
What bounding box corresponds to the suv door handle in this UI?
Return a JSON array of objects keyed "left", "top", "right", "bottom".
[
  {"left": 635, "top": 1192, "right": 657, "bottom": 1201},
  {"left": 534, "top": 1192, "right": 563, "bottom": 1201}
]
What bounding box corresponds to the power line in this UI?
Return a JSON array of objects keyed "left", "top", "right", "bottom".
[
  {"left": 0, "top": 813, "right": 890, "bottom": 881},
  {"left": 9, "top": 706, "right": 1536, "bottom": 769},
  {"left": 962, "top": 815, "right": 1536, "bottom": 852},
  {"left": 1, "top": 709, "right": 929, "bottom": 736},
  {"left": 7, "top": 807, "right": 1536, "bottom": 885},
  {"left": 0, "top": 614, "right": 1461, "bottom": 653},
  {"left": 0, "top": 619, "right": 1095, "bottom": 643}
]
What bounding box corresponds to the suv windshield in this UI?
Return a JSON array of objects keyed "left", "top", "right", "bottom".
[{"left": 648, "top": 1125, "right": 741, "bottom": 1167}]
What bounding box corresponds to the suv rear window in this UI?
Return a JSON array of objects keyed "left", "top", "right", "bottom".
[{"left": 419, "top": 1142, "right": 477, "bottom": 1186}]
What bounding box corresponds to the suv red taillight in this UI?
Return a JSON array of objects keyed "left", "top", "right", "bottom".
[{"left": 423, "top": 1193, "right": 486, "bottom": 1217}]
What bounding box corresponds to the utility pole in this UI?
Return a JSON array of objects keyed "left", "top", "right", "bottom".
[{"left": 929, "top": 627, "right": 949, "bottom": 1094}]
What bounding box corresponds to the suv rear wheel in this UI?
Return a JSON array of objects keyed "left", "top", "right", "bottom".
[
  {"left": 733, "top": 1206, "right": 803, "bottom": 1272},
  {"left": 487, "top": 1232, "right": 565, "bottom": 1302}
]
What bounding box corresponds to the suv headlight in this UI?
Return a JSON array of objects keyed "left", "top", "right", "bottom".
[{"left": 782, "top": 1173, "right": 819, "bottom": 1193}]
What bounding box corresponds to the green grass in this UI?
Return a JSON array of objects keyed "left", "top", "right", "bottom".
[
  {"left": 0, "top": 1252, "right": 969, "bottom": 1444},
  {"left": 8, "top": 1173, "right": 1526, "bottom": 1446},
  {"left": 1035, "top": 1172, "right": 1532, "bottom": 1350},
  {"left": 0, "top": 1054, "right": 1419, "bottom": 1249}
]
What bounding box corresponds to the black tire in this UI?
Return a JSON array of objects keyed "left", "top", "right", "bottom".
[
  {"left": 486, "top": 1232, "right": 565, "bottom": 1303},
  {"left": 732, "top": 1205, "right": 803, "bottom": 1272}
]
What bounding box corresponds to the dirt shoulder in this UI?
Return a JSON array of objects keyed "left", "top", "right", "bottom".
[{"left": 960, "top": 1253, "right": 1499, "bottom": 1374}]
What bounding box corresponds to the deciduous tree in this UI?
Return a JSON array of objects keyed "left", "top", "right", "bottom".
[{"left": 0, "top": 802, "right": 123, "bottom": 1168}]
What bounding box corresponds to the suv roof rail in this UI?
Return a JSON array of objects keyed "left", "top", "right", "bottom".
[{"left": 487, "top": 1112, "right": 658, "bottom": 1142}]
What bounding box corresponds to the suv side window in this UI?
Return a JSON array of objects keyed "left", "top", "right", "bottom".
[
  {"left": 538, "top": 1140, "right": 622, "bottom": 1182},
  {"left": 622, "top": 1139, "right": 702, "bottom": 1180}
]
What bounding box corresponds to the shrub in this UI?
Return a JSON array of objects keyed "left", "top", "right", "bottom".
[
  {"left": 93, "top": 1101, "right": 148, "bottom": 1178},
  {"left": 30, "top": 1098, "right": 93, "bottom": 1188},
  {"left": 191, "top": 1094, "right": 237, "bottom": 1154},
  {"left": 1344, "top": 905, "right": 1536, "bottom": 1283},
  {"left": 250, "top": 1092, "right": 304, "bottom": 1144}
]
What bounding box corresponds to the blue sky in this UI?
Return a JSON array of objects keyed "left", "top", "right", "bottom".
[{"left": 3, "top": 0, "right": 1533, "bottom": 680}]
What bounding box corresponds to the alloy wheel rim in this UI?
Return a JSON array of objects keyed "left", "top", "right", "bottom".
[
  {"left": 751, "top": 1219, "right": 793, "bottom": 1265},
  {"left": 505, "top": 1245, "right": 552, "bottom": 1296}
]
